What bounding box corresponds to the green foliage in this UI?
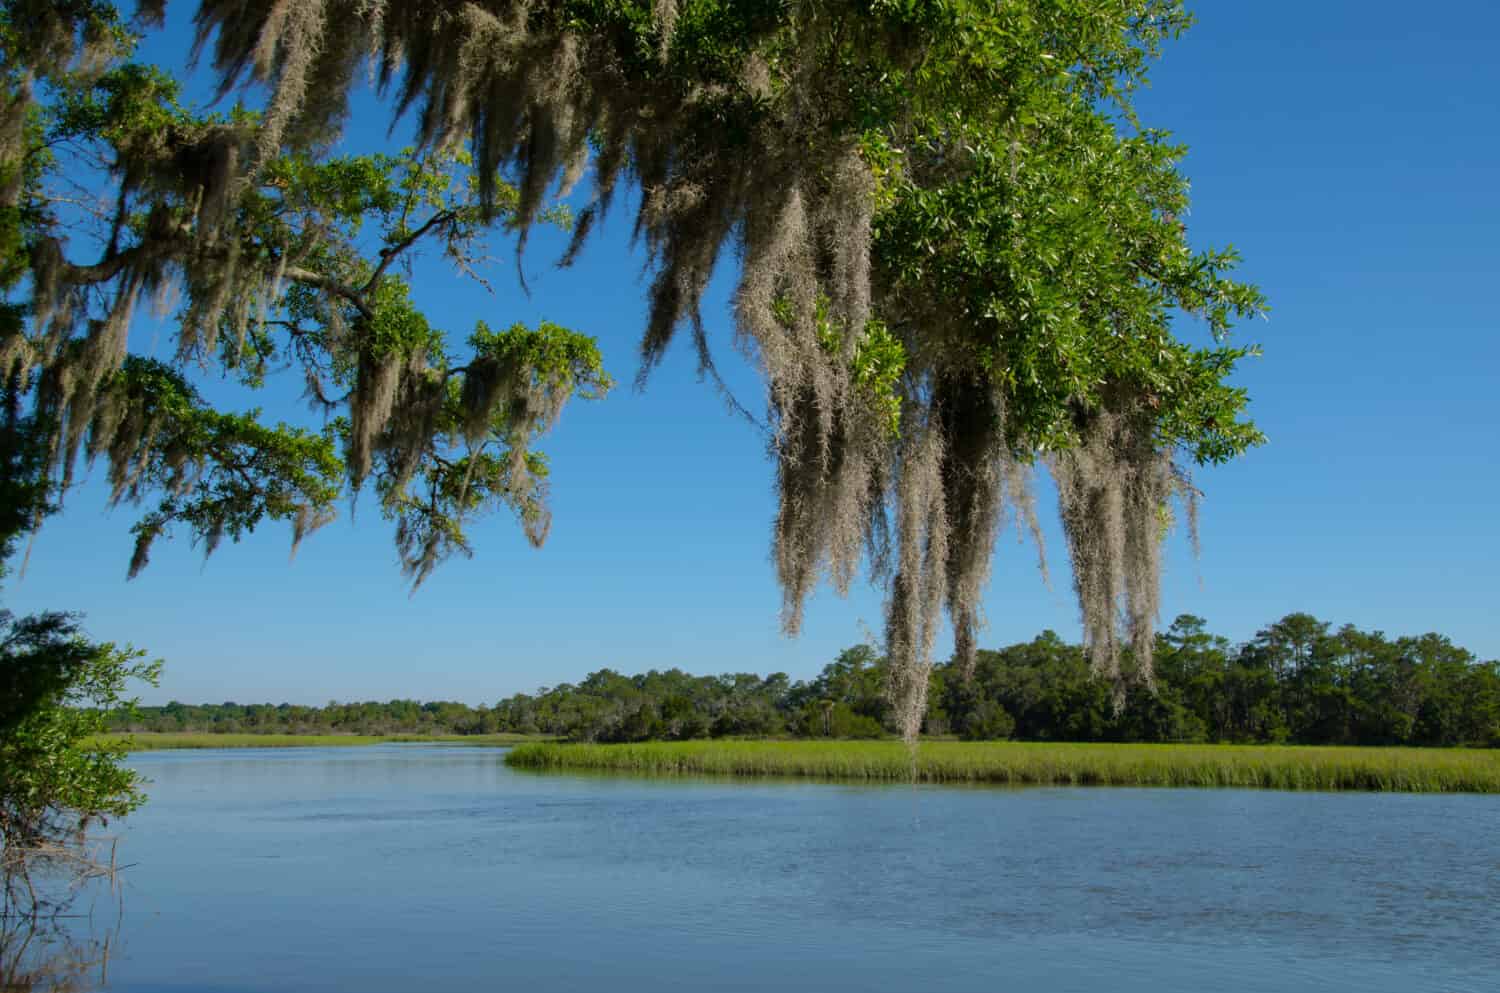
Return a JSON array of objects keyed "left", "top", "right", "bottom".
[
  {"left": 793, "top": 702, "right": 885, "bottom": 739},
  {"left": 364, "top": 280, "right": 442, "bottom": 359},
  {"left": 0, "top": 369, "right": 158, "bottom": 897},
  {"left": 96, "top": 357, "right": 344, "bottom": 575},
  {"left": 873, "top": 104, "right": 1265, "bottom": 459},
  {"left": 468, "top": 320, "right": 613, "bottom": 403},
  {"left": 851, "top": 319, "right": 905, "bottom": 436},
  {"left": 2, "top": 0, "right": 1279, "bottom": 740},
  {"left": 110, "top": 700, "right": 517, "bottom": 737},
  {"left": 113, "top": 615, "right": 1500, "bottom": 752},
  {"left": 509, "top": 616, "right": 1495, "bottom": 748},
  {"left": 959, "top": 700, "right": 1015, "bottom": 742},
  {"left": 1, "top": 9, "right": 609, "bottom": 585},
  {"left": 0, "top": 609, "right": 159, "bottom": 902},
  {"left": 0, "top": 393, "right": 52, "bottom": 575}
]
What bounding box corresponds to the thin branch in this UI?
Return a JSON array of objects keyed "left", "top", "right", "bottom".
[{"left": 362, "top": 209, "right": 457, "bottom": 293}]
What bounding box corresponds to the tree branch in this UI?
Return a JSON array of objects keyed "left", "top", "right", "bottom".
[
  {"left": 281, "top": 266, "right": 373, "bottom": 320},
  {"left": 46, "top": 237, "right": 177, "bottom": 286},
  {"left": 362, "top": 209, "right": 457, "bottom": 293}
]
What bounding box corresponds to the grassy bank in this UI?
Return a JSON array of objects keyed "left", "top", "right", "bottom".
[
  {"left": 94, "top": 732, "right": 550, "bottom": 751},
  {"left": 504, "top": 740, "right": 1500, "bottom": 793}
]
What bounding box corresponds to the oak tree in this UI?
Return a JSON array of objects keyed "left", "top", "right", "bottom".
[{"left": 1, "top": 0, "right": 1266, "bottom": 742}]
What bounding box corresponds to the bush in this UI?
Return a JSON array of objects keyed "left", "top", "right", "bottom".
[
  {"left": 0, "top": 611, "right": 159, "bottom": 909},
  {"left": 960, "top": 701, "right": 1015, "bottom": 741}
]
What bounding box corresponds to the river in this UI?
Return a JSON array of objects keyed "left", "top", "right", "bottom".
[{"left": 29, "top": 745, "right": 1500, "bottom": 991}]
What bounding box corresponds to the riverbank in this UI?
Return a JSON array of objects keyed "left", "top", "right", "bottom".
[
  {"left": 93, "top": 732, "right": 552, "bottom": 751},
  {"left": 504, "top": 739, "right": 1500, "bottom": 792}
]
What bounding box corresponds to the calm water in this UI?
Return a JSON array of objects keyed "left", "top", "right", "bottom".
[{"left": 34, "top": 745, "right": 1500, "bottom": 991}]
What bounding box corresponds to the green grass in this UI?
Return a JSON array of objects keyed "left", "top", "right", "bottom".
[
  {"left": 93, "top": 732, "right": 552, "bottom": 751},
  {"left": 504, "top": 739, "right": 1500, "bottom": 793}
]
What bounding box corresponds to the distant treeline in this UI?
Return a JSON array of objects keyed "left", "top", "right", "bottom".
[{"left": 110, "top": 614, "right": 1500, "bottom": 747}]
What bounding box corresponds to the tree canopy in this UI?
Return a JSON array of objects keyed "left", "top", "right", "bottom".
[
  {"left": 109, "top": 615, "right": 1500, "bottom": 749},
  {"left": 1, "top": 0, "right": 1266, "bottom": 739}
]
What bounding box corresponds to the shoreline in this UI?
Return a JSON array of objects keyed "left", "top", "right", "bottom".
[
  {"left": 92, "top": 732, "right": 552, "bottom": 751},
  {"left": 92, "top": 734, "right": 1500, "bottom": 792},
  {"left": 503, "top": 739, "right": 1500, "bottom": 793}
]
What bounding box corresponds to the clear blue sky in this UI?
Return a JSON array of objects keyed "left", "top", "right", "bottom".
[{"left": 9, "top": 3, "right": 1499, "bottom": 704}]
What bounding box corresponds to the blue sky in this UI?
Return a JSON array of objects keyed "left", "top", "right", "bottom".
[{"left": 9, "top": 3, "right": 1498, "bottom": 704}]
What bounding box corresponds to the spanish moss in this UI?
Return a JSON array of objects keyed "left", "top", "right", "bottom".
[
  {"left": 2, "top": 0, "right": 1267, "bottom": 738},
  {"left": 1053, "top": 393, "right": 1185, "bottom": 704}
]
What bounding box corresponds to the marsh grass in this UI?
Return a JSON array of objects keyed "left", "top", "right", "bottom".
[
  {"left": 92, "top": 732, "right": 549, "bottom": 751},
  {"left": 504, "top": 740, "right": 1500, "bottom": 793}
]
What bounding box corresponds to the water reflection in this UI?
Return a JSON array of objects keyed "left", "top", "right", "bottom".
[
  {"left": 1, "top": 836, "right": 124, "bottom": 993},
  {"left": 0, "top": 903, "right": 116, "bottom": 992}
]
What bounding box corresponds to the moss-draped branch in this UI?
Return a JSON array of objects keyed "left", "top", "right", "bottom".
[{"left": 1, "top": 0, "right": 1266, "bottom": 737}]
